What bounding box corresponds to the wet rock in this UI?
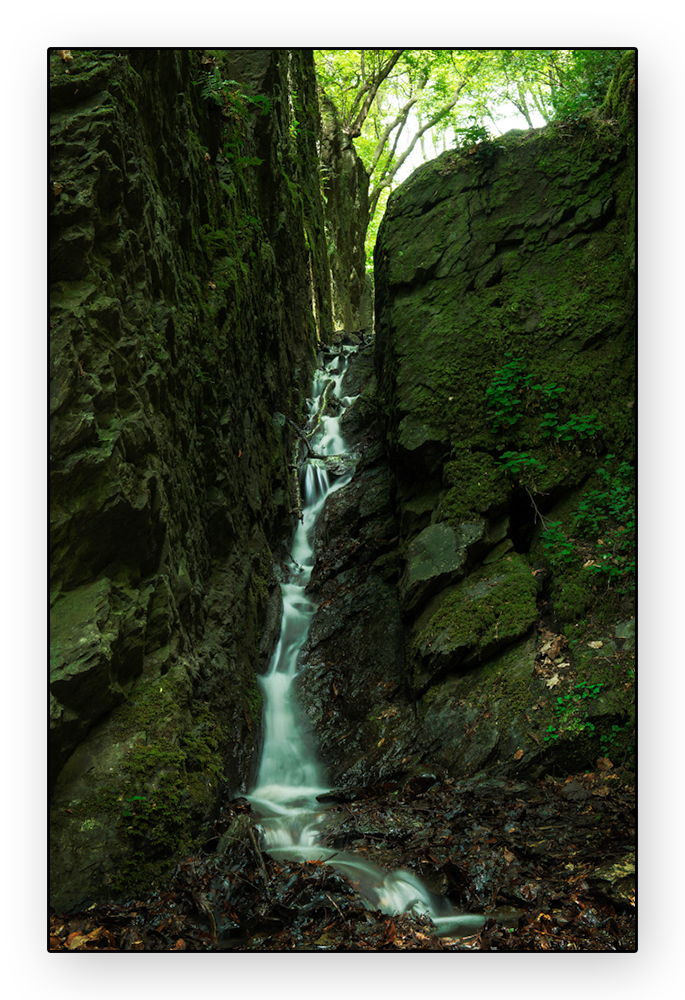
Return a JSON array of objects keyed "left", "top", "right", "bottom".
[
  {"left": 50, "top": 577, "right": 147, "bottom": 786},
  {"left": 49, "top": 47, "right": 353, "bottom": 909},
  {"left": 399, "top": 521, "right": 485, "bottom": 612},
  {"left": 409, "top": 553, "right": 538, "bottom": 692}
]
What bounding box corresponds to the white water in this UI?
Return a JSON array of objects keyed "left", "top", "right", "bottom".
[{"left": 247, "top": 348, "right": 484, "bottom": 939}]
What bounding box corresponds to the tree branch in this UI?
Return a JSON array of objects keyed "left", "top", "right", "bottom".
[
  {"left": 347, "top": 49, "right": 404, "bottom": 137},
  {"left": 368, "top": 75, "right": 473, "bottom": 216},
  {"left": 368, "top": 92, "right": 420, "bottom": 174}
]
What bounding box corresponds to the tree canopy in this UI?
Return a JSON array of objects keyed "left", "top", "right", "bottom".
[{"left": 314, "top": 49, "right": 626, "bottom": 268}]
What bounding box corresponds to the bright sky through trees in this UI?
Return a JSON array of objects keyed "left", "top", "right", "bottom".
[{"left": 315, "top": 49, "right": 625, "bottom": 268}]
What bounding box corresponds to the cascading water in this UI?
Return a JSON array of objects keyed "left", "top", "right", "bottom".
[{"left": 248, "top": 347, "right": 484, "bottom": 939}]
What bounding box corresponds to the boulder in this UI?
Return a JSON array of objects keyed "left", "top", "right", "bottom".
[
  {"left": 410, "top": 553, "right": 538, "bottom": 693},
  {"left": 399, "top": 521, "right": 485, "bottom": 612}
]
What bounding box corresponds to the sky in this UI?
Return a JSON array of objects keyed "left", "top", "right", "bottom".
[{"left": 394, "top": 103, "right": 548, "bottom": 184}]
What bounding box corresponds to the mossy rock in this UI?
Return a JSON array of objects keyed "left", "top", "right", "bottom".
[
  {"left": 410, "top": 552, "right": 538, "bottom": 693},
  {"left": 399, "top": 520, "right": 486, "bottom": 612}
]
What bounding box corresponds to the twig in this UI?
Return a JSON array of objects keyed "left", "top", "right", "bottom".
[
  {"left": 325, "top": 892, "right": 351, "bottom": 930},
  {"left": 524, "top": 484, "right": 552, "bottom": 528},
  {"left": 286, "top": 418, "right": 326, "bottom": 460},
  {"left": 248, "top": 825, "right": 271, "bottom": 899}
]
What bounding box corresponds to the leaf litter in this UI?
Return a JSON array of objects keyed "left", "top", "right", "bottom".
[{"left": 49, "top": 764, "right": 635, "bottom": 951}]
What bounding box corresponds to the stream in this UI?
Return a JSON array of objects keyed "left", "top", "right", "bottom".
[{"left": 247, "top": 347, "right": 485, "bottom": 939}]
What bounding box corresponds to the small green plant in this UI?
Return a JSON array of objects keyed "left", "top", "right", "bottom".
[
  {"left": 456, "top": 117, "right": 491, "bottom": 148},
  {"left": 573, "top": 456, "right": 635, "bottom": 591},
  {"left": 484, "top": 354, "right": 529, "bottom": 433},
  {"left": 290, "top": 91, "right": 303, "bottom": 139},
  {"left": 198, "top": 69, "right": 272, "bottom": 120},
  {"left": 541, "top": 520, "right": 575, "bottom": 568},
  {"left": 554, "top": 682, "right": 603, "bottom": 718},
  {"left": 540, "top": 412, "right": 603, "bottom": 443},
  {"left": 543, "top": 725, "right": 559, "bottom": 742},
  {"left": 600, "top": 723, "right": 625, "bottom": 749},
  {"left": 497, "top": 451, "right": 547, "bottom": 477},
  {"left": 485, "top": 357, "right": 601, "bottom": 451},
  {"left": 122, "top": 795, "right": 147, "bottom": 819}
]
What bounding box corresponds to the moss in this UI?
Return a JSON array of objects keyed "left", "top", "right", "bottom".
[
  {"left": 58, "top": 669, "right": 229, "bottom": 895},
  {"left": 244, "top": 681, "right": 263, "bottom": 726},
  {"left": 415, "top": 554, "right": 537, "bottom": 661},
  {"left": 438, "top": 448, "right": 510, "bottom": 523}
]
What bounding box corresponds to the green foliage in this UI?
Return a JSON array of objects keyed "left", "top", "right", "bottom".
[
  {"left": 555, "top": 681, "right": 603, "bottom": 718},
  {"left": 198, "top": 68, "right": 272, "bottom": 120},
  {"left": 455, "top": 118, "right": 492, "bottom": 148},
  {"left": 497, "top": 451, "right": 546, "bottom": 477},
  {"left": 195, "top": 68, "right": 269, "bottom": 169},
  {"left": 315, "top": 49, "right": 629, "bottom": 282},
  {"left": 539, "top": 412, "right": 603, "bottom": 443},
  {"left": 290, "top": 91, "right": 304, "bottom": 139},
  {"left": 573, "top": 455, "right": 635, "bottom": 588},
  {"left": 573, "top": 455, "right": 634, "bottom": 535},
  {"left": 543, "top": 680, "right": 608, "bottom": 743},
  {"left": 540, "top": 456, "right": 634, "bottom": 593},
  {"left": 484, "top": 355, "right": 603, "bottom": 482},
  {"left": 484, "top": 353, "right": 529, "bottom": 433},
  {"left": 541, "top": 521, "right": 575, "bottom": 569},
  {"left": 200, "top": 224, "right": 232, "bottom": 256},
  {"left": 549, "top": 50, "right": 626, "bottom": 122},
  {"left": 600, "top": 722, "right": 629, "bottom": 750}
]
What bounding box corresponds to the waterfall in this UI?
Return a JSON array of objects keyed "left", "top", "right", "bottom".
[{"left": 247, "top": 348, "right": 484, "bottom": 939}]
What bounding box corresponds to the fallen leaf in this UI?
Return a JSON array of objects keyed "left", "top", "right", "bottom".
[
  {"left": 377, "top": 737, "right": 385, "bottom": 747},
  {"left": 503, "top": 847, "right": 515, "bottom": 865},
  {"left": 207, "top": 281, "right": 216, "bottom": 289},
  {"left": 587, "top": 641, "right": 604, "bottom": 649},
  {"left": 514, "top": 749, "right": 524, "bottom": 760},
  {"left": 549, "top": 635, "right": 567, "bottom": 658},
  {"left": 67, "top": 934, "right": 89, "bottom": 950},
  {"left": 545, "top": 674, "right": 560, "bottom": 689},
  {"left": 57, "top": 49, "right": 74, "bottom": 62}
]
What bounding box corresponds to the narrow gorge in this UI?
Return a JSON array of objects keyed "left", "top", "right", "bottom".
[{"left": 49, "top": 48, "right": 635, "bottom": 951}]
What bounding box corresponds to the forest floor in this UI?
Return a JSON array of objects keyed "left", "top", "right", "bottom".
[{"left": 49, "top": 763, "right": 635, "bottom": 952}]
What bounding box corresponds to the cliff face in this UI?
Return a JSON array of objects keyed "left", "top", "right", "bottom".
[
  {"left": 49, "top": 47, "right": 367, "bottom": 910},
  {"left": 369, "top": 54, "right": 636, "bottom": 779},
  {"left": 293, "top": 57, "right": 635, "bottom": 794}
]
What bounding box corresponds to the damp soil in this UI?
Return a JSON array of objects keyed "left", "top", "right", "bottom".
[{"left": 49, "top": 764, "right": 635, "bottom": 952}]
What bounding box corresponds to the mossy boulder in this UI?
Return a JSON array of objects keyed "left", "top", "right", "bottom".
[
  {"left": 374, "top": 101, "right": 635, "bottom": 588},
  {"left": 410, "top": 552, "right": 538, "bottom": 693},
  {"left": 399, "top": 521, "right": 485, "bottom": 612}
]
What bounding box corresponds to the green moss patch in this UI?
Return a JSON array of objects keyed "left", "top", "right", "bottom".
[{"left": 411, "top": 553, "right": 538, "bottom": 692}]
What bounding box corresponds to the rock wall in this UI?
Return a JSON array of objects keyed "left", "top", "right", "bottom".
[
  {"left": 371, "top": 53, "right": 636, "bottom": 779},
  {"left": 295, "top": 56, "right": 636, "bottom": 792},
  {"left": 49, "top": 47, "right": 339, "bottom": 909}
]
